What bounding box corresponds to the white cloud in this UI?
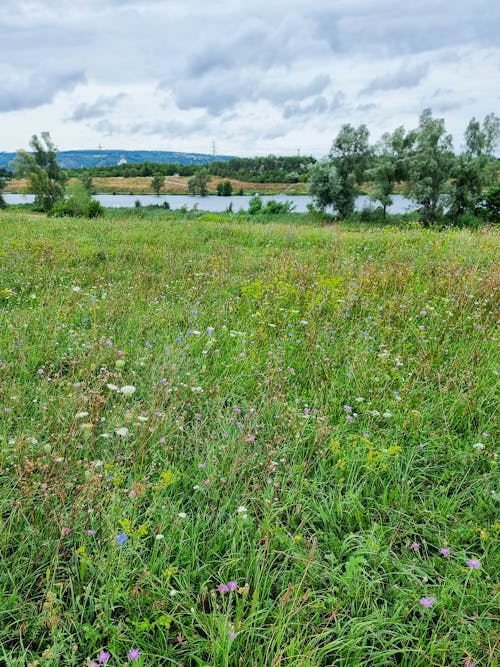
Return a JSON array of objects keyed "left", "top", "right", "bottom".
[{"left": 0, "top": 0, "right": 498, "bottom": 155}]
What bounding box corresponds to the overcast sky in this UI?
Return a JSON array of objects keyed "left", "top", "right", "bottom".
[{"left": 1, "top": 0, "right": 499, "bottom": 156}]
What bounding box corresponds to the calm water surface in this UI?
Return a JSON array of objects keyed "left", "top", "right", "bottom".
[{"left": 4, "top": 193, "right": 417, "bottom": 214}]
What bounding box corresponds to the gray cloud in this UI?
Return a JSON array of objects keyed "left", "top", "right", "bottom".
[
  {"left": 0, "top": 0, "right": 498, "bottom": 154},
  {"left": 361, "top": 64, "right": 429, "bottom": 95},
  {"left": 67, "top": 94, "right": 127, "bottom": 121},
  {"left": 0, "top": 70, "right": 85, "bottom": 112},
  {"left": 283, "top": 92, "right": 345, "bottom": 119}
]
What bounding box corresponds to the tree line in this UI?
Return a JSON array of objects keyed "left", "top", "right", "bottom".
[
  {"left": 2, "top": 110, "right": 499, "bottom": 223},
  {"left": 309, "top": 109, "right": 500, "bottom": 224}
]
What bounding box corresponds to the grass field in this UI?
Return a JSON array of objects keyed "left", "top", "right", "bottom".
[{"left": 0, "top": 209, "right": 498, "bottom": 666}]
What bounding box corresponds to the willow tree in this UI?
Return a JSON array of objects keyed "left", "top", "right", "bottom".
[{"left": 11, "top": 132, "right": 66, "bottom": 211}]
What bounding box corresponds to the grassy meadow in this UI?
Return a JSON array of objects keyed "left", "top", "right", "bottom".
[{"left": 0, "top": 209, "right": 498, "bottom": 666}]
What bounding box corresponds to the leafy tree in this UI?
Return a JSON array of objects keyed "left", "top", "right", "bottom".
[
  {"left": 11, "top": 132, "right": 66, "bottom": 211},
  {"left": 0, "top": 177, "right": 6, "bottom": 209},
  {"left": 405, "top": 109, "right": 454, "bottom": 225},
  {"left": 80, "top": 171, "right": 94, "bottom": 194},
  {"left": 151, "top": 172, "right": 165, "bottom": 195},
  {"left": 366, "top": 127, "right": 410, "bottom": 221},
  {"left": 216, "top": 180, "right": 233, "bottom": 196},
  {"left": 187, "top": 169, "right": 210, "bottom": 196},
  {"left": 448, "top": 113, "right": 500, "bottom": 219},
  {"left": 328, "top": 124, "right": 371, "bottom": 217},
  {"left": 308, "top": 160, "right": 343, "bottom": 213},
  {"left": 478, "top": 184, "right": 500, "bottom": 222}
]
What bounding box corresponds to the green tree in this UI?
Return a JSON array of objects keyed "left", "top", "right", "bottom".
[
  {"left": 448, "top": 113, "right": 500, "bottom": 219},
  {"left": 366, "top": 127, "right": 409, "bottom": 221},
  {"left": 80, "top": 171, "right": 94, "bottom": 194},
  {"left": 151, "top": 172, "right": 166, "bottom": 195},
  {"left": 328, "top": 124, "right": 371, "bottom": 217},
  {"left": 308, "top": 160, "right": 343, "bottom": 213},
  {"left": 405, "top": 109, "right": 454, "bottom": 225},
  {"left": 0, "top": 177, "right": 6, "bottom": 209},
  {"left": 188, "top": 169, "right": 210, "bottom": 196},
  {"left": 216, "top": 180, "right": 233, "bottom": 196},
  {"left": 11, "top": 132, "right": 66, "bottom": 211}
]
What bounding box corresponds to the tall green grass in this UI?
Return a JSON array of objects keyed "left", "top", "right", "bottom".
[{"left": 0, "top": 210, "right": 498, "bottom": 666}]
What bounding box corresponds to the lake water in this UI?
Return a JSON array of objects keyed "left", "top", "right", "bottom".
[{"left": 4, "top": 193, "right": 417, "bottom": 214}]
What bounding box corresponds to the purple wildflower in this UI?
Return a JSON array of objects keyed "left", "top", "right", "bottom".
[
  {"left": 128, "top": 648, "right": 141, "bottom": 660},
  {"left": 97, "top": 650, "right": 111, "bottom": 664},
  {"left": 419, "top": 596, "right": 436, "bottom": 608},
  {"left": 466, "top": 558, "right": 481, "bottom": 569},
  {"left": 227, "top": 581, "right": 238, "bottom": 590},
  {"left": 410, "top": 542, "right": 420, "bottom": 551},
  {"left": 116, "top": 532, "right": 128, "bottom": 546},
  {"left": 440, "top": 547, "right": 451, "bottom": 556},
  {"left": 217, "top": 583, "right": 229, "bottom": 593}
]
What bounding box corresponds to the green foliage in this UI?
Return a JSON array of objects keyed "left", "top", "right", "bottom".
[
  {"left": 405, "top": 109, "right": 454, "bottom": 224},
  {"left": 308, "top": 160, "right": 344, "bottom": 214},
  {"left": 151, "top": 172, "right": 165, "bottom": 195},
  {"left": 325, "top": 124, "right": 372, "bottom": 218},
  {"left": 0, "top": 177, "right": 6, "bottom": 209},
  {"left": 247, "top": 194, "right": 263, "bottom": 213},
  {"left": 49, "top": 182, "right": 104, "bottom": 218},
  {"left": 11, "top": 132, "right": 66, "bottom": 211},
  {"left": 188, "top": 169, "right": 210, "bottom": 196},
  {"left": 216, "top": 180, "right": 233, "bottom": 196},
  {"left": 366, "top": 127, "right": 410, "bottom": 221},
  {"left": 478, "top": 184, "right": 500, "bottom": 222},
  {"left": 80, "top": 171, "right": 94, "bottom": 194}
]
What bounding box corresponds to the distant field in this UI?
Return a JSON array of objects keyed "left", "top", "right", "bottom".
[
  {"left": 0, "top": 210, "right": 498, "bottom": 666},
  {"left": 5, "top": 176, "right": 308, "bottom": 195}
]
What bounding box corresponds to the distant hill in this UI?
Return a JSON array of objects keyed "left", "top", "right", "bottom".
[{"left": 0, "top": 149, "right": 235, "bottom": 171}]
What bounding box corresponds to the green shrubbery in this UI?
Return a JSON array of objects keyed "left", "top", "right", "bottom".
[{"left": 49, "top": 182, "right": 105, "bottom": 218}]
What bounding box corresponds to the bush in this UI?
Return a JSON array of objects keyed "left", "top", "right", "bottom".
[
  {"left": 49, "top": 182, "right": 105, "bottom": 218},
  {"left": 248, "top": 194, "right": 263, "bottom": 214}
]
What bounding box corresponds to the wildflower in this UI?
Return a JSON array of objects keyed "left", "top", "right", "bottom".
[
  {"left": 97, "top": 651, "right": 111, "bottom": 664},
  {"left": 217, "top": 583, "right": 229, "bottom": 593},
  {"left": 155, "top": 534, "right": 165, "bottom": 540},
  {"left": 72, "top": 286, "right": 81, "bottom": 292},
  {"left": 86, "top": 530, "right": 96, "bottom": 535},
  {"left": 440, "top": 547, "right": 451, "bottom": 556},
  {"left": 106, "top": 383, "right": 119, "bottom": 391},
  {"left": 410, "top": 542, "right": 420, "bottom": 551},
  {"left": 227, "top": 581, "right": 238, "bottom": 590},
  {"left": 37, "top": 368, "right": 44, "bottom": 375},
  {"left": 465, "top": 661, "right": 475, "bottom": 667},
  {"left": 228, "top": 630, "right": 237, "bottom": 640},
  {"left": 194, "top": 413, "right": 202, "bottom": 419},
  {"left": 115, "top": 427, "right": 129, "bottom": 437},
  {"left": 344, "top": 405, "right": 352, "bottom": 413},
  {"left": 178, "top": 512, "right": 187, "bottom": 518},
  {"left": 62, "top": 527, "right": 72, "bottom": 536},
  {"left": 120, "top": 385, "right": 136, "bottom": 396},
  {"left": 466, "top": 558, "right": 481, "bottom": 569},
  {"left": 169, "top": 588, "right": 178, "bottom": 596},
  {"left": 116, "top": 533, "right": 128, "bottom": 546},
  {"left": 128, "top": 648, "right": 141, "bottom": 661},
  {"left": 75, "top": 411, "right": 89, "bottom": 418},
  {"left": 473, "top": 443, "right": 485, "bottom": 450},
  {"left": 419, "top": 596, "right": 436, "bottom": 608},
  {"left": 236, "top": 506, "right": 247, "bottom": 514}
]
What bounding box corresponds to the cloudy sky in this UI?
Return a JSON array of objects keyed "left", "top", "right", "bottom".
[{"left": 1, "top": 0, "right": 499, "bottom": 156}]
